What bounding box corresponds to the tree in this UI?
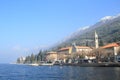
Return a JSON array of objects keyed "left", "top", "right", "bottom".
[
  {"left": 91, "top": 48, "right": 107, "bottom": 62},
  {"left": 37, "top": 50, "right": 45, "bottom": 61},
  {"left": 37, "top": 50, "right": 42, "bottom": 62},
  {"left": 106, "top": 50, "right": 114, "bottom": 62},
  {"left": 30, "top": 53, "right": 35, "bottom": 63},
  {"left": 99, "top": 39, "right": 104, "bottom": 46},
  {"left": 24, "top": 56, "right": 31, "bottom": 63},
  {"left": 17, "top": 58, "right": 20, "bottom": 63}
]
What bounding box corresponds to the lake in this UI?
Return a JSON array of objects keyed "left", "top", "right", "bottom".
[{"left": 0, "top": 64, "right": 120, "bottom": 80}]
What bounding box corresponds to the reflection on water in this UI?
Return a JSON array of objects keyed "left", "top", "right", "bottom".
[{"left": 0, "top": 64, "right": 120, "bottom": 80}]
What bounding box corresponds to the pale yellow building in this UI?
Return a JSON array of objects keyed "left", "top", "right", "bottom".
[
  {"left": 46, "top": 45, "right": 94, "bottom": 62},
  {"left": 57, "top": 46, "right": 93, "bottom": 62},
  {"left": 102, "top": 42, "right": 120, "bottom": 62},
  {"left": 74, "top": 46, "right": 93, "bottom": 53},
  {"left": 46, "top": 51, "right": 58, "bottom": 62}
]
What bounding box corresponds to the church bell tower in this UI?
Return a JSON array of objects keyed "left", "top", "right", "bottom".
[{"left": 95, "top": 31, "right": 99, "bottom": 49}]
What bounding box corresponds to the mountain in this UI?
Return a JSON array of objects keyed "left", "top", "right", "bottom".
[
  {"left": 17, "top": 14, "right": 120, "bottom": 63},
  {"left": 52, "top": 14, "right": 120, "bottom": 50}
]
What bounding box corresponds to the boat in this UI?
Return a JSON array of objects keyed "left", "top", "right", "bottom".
[
  {"left": 39, "top": 61, "right": 55, "bottom": 66},
  {"left": 40, "top": 63, "right": 54, "bottom": 66},
  {"left": 28, "top": 63, "right": 39, "bottom": 66}
]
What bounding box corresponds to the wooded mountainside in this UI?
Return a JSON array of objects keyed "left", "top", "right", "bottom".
[
  {"left": 52, "top": 15, "right": 120, "bottom": 50},
  {"left": 17, "top": 14, "right": 120, "bottom": 64}
]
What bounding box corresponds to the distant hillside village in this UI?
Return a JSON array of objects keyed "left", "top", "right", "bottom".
[{"left": 17, "top": 31, "right": 120, "bottom": 64}]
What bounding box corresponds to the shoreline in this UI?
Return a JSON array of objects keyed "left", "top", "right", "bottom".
[
  {"left": 54, "top": 62, "right": 120, "bottom": 67},
  {"left": 15, "top": 62, "right": 120, "bottom": 67}
]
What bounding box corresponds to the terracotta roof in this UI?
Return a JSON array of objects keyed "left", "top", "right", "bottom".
[
  {"left": 59, "top": 47, "right": 71, "bottom": 51},
  {"left": 58, "top": 46, "right": 92, "bottom": 51},
  {"left": 102, "top": 43, "right": 120, "bottom": 49},
  {"left": 47, "top": 51, "right": 57, "bottom": 54},
  {"left": 75, "top": 46, "right": 92, "bottom": 49}
]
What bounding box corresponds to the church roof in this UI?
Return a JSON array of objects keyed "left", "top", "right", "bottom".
[
  {"left": 75, "top": 46, "right": 93, "bottom": 49},
  {"left": 58, "top": 46, "right": 92, "bottom": 51},
  {"left": 102, "top": 42, "right": 120, "bottom": 49},
  {"left": 58, "top": 47, "right": 72, "bottom": 51}
]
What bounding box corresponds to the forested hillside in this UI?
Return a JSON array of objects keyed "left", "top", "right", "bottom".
[
  {"left": 53, "top": 15, "right": 120, "bottom": 50},
  {"left": 17, "top": 14, "right": 120, "bottom": 64}
]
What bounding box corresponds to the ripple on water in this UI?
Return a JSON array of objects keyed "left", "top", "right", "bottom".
[{"left": 0, "top": 64, "right": 120, "bottom": 80}]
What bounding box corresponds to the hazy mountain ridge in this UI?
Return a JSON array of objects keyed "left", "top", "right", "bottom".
[
  {"left": 64, "top": 14, "right": 120, "bottom": 42},
  {"left": 52, "top": 14, "right": 120, "bottom": 50}
]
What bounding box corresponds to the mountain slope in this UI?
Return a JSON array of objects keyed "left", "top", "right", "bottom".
[{"left": 52, "top": 14, "right": 120, "bottom": 50}]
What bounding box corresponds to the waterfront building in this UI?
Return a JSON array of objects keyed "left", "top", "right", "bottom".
[
  {"left": 57, "top": 47, "right": 72, "bottom": 62},
  {"left": 102, "top": 42, "right": 120, "bottom": 62},
  {"left": 46, "top": 51, "right": 58, "bottom": 62},
  {"left": 57, "top": 45, "right": 93, "bottom": 62}
]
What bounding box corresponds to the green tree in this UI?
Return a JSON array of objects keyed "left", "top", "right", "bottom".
[
  {"left": 37, "top": 50, "right": 43, "bottom": 61},
  {"left": 24, "top": 56, "right": 31, "bottom": 63},
  {"left": 99, "top": 39, "right": 104, "bottom": 46},
  {"left": 17, "top": 58, "right": 20, "bottom": 63},
  {"left": 30, "top": 53, "right": 35, "bottom": 63}
]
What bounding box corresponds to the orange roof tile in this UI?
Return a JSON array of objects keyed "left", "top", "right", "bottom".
[
  {"left": 58, "top": 46, "right": 92, "bottom": 51},
  {"left": 75, "top": 46, "right": 92, "bottom": 49},
  {"left": 59, "top": 47, "right": 71, "bottom": 51},
  {"left": 102, "top": 43, "right": 120, "bottom": 49},
  {"left": 47, "top": 51, "right": 57, "bottom": 54}
]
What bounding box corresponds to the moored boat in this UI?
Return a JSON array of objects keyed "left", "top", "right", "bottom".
[
  {"left": 39, "top": 62, "right": 54, "bottom": 66},
  {"left": 28, "top": 63, "right": 39, "bottom": 66}
]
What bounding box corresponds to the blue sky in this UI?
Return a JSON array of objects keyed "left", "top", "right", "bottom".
[{"left": 0, "top": 0, "right": 120, "bottom": 63}]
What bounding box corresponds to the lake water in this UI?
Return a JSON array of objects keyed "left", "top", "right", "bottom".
[{"left": 0, "top": 64, "right": 120, "bottom": 80}]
